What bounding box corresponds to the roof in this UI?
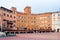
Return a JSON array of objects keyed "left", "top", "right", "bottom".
[
  {"left": 31, "top": 11, "right": 60, "bottom": 15},
  {"left": 0, "top": 7, "right": 13, "bottom": 13}
]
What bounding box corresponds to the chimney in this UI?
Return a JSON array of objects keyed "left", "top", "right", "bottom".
[
  {"left": 24, "top": 6, "right": 31, "bottom": 14},
  {"left": 11, "top": 7, "right": 17, "bottom": 13}
]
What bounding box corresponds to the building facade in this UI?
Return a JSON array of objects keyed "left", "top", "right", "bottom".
[
  {"left": 17, "top": 6, "right": 52, "bottom": 32},
  {"left": 0, "top": 6, "right": 60, "bottom": 32},
  {"left": 52, "top": 12, "right": 60, "bottom": 32},
  {"left": 0, "top": 7, "right": 17, "bottom": 31}
]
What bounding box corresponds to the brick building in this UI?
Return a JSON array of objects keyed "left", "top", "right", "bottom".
[
  {"left": 0, "top": 7, "right": 17, "bottom": 31},
  {"left": 17, "top": 6, "right": 52, "bottom": 32},
  {"left": 0, "top": 6, "right": 60, "bottom": 32}
]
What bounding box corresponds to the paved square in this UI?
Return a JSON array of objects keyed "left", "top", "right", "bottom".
[{"left": 0, "top": 32, "right": 60, "bottom": 40}]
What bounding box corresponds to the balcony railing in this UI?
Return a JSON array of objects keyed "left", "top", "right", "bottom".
[{"left": 7, "top": 21, "right": 13, "bottom": 24}]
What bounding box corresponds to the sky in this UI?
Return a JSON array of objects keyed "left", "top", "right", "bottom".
[{"left": 0, "top": 0, "right": 60, "bottom": 14}]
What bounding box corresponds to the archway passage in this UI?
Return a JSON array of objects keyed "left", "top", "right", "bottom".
[{"left": 57, "top": 29, "right": 59, "bottom": 32}]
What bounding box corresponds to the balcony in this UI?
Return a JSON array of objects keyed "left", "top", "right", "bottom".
[
  {"left": 7, "top": 20, "right": 13, "bottom": 25},
  {"left": 3, "top": 19, "right": 13, "bottom": 25}
]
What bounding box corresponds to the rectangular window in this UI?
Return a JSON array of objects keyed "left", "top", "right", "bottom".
[
  {"left": 7, "top": 14, "right": 9, "bottom": 17},
  {"left": 47, "top": 16, "right": 50, "bottom": 18},
  {"left": 10, "top": 15, "right": 12, "bottom": 18},
  {"left": 53, "top": 14, "right": 55, "bottom": 16},
  {"left": 17, "top": 20, "right": 20, "bottom": 22},
  {"left": 10, "top": 26, "right": 13, "bottom": 28},
  {"left": 48, "top": 20, "right": 50, "bottom": 22},
  {"left": 48, "top": 24, "right": 50, "bottom": 26},
  {"left": 20, "top": 16, "right": 25, "bottom": 19},
  {"left": 34, "top": 17, "right": 36, "bottom": 19},
  {"left": 0, "top": 24, "right": 1, "bottom": 28},
  {"left": 4, "top": 13, "right": 6, "bottom": 16},
  {"left": 13, "top": 24, "right": 16, "bottom": 28},
  {"left": 58, "top": 14, "right": 60, "bottom": 16},
  {"left": 0, "top": 14, "right": 1, "bottom": 16},
  {"left": 14, "top": 16, "right": 16, "bottom": 19},
  {"left": 32, "top": 17, "right": 36, "bottom": 20},
  {"left": 13, "top": 20, "right": 16, "bottom": 23},
  {"left": 34, "top": 21, "right": 36, "bottom": 23},
  {"left": 21, "top": 20, "right": 23, "bottom": 22}
]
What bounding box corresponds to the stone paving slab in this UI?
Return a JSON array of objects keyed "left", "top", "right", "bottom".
[{"left": 0, "top": 32, "right": 60, "bottom": 40}]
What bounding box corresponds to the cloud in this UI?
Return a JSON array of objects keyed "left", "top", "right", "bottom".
[{"left": 0, "top": 0, "right": 60, "bottom": 13}]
